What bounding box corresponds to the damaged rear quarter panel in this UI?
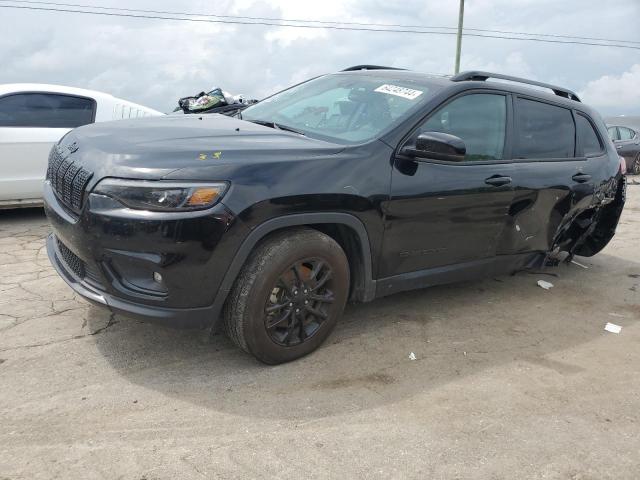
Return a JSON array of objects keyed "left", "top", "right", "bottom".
[{"left": 496, "top": 154, "right": 618, "bottom": 255}]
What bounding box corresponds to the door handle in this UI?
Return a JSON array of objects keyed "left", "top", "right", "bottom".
[
  {"left": 616, "top": 145, "right": 623, "bottom": 149},
  {"left": 572, "top": 173, "right": 591, "bottom": 183},
  {"left": 485, "top": 175, "right": 512, "bottom": 187}
]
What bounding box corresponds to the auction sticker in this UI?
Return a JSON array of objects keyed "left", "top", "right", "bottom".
[{"left": 374, "top": 84, "right": 423, "bottom": 100}]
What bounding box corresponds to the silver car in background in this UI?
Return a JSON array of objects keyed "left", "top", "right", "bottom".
[{"left": 607, "top": 122, "right": 640, "bottom": 175}]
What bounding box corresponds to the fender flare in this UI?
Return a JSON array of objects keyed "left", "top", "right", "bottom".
[{"left": 209, "top": 212, "right": 376, "bottom": 329}]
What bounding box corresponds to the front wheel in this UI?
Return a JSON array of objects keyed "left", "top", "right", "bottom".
[{"left": 223, "top": 228, "right": 350, "bottom": 364}]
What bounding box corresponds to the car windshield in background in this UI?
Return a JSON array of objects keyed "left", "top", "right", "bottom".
[{"left": 241, "top": 73, "right": 440, "bottom": 144}]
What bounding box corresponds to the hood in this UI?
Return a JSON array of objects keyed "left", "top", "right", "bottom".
[{"left": 59, "top": 114, "right": 345, "bottom": 183}]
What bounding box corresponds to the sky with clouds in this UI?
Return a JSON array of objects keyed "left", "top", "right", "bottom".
[{"left": 1, "top": 0, "right": 639, "bottom": 116}]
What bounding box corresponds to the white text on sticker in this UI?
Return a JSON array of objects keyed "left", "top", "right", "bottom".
[{"left": 374, "top": 84, "right": 423, "bottom": 100}]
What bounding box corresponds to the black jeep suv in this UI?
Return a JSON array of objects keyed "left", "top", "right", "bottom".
[{"left": 45, "top": 67, "right": 625, "bottom": 364}]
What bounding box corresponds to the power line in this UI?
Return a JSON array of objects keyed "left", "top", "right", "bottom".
[
  {"left": 1, "top": 3, "right": 640, "bottom": 51},
  {"left": 3, "top": 0, "right": 640, "bottom": 46}
]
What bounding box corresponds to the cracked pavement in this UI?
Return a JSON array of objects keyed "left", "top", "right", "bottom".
[{"left": 1, "top": 186, "right": 639, "bottom": 479}]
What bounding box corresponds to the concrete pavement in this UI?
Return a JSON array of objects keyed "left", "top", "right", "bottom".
[{"left": 0, "top": 185, "right": 639, "bottom": 479}]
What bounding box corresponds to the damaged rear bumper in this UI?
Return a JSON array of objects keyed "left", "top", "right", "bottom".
[{"left": 553, "top": 176, "right": 626, "bottom": 258}]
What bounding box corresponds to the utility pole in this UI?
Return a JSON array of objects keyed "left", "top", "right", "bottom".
[{"left": 454, "top": 0, "right": 465, "bottom": 74}]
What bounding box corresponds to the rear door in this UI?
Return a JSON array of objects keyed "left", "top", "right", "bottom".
[
  {"left": 0, "top": 92, "right": 96, "bottom": 202},
  {"left": 614, "top": 127, "right": 639, "bottom": 166},
  {"left": 383, "top": 91, "right": 515, "bottom": 278},
  {"left": 501, "top": 97, "right": 602, "bottom": 255}
]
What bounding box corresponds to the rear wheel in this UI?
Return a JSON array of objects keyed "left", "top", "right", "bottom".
[
  {"left": 223, "top": 228, "right": 350, "bottom": 364},
  {"left": 632, "top": 154, "right": 640, "bottom": 175}
]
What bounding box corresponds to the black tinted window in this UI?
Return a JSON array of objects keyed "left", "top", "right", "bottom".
[
  {"left": 576, "top": 114, "right": 603, "bottom": 156},
  {"left": 515, "top": 98, "right": 575, "bottom": 159},
  {"left": 419, "top": 94, "right": 506, "bottom": 160},
  {"left": 0, "top": 93, "right": 95, "bottom": 128}
]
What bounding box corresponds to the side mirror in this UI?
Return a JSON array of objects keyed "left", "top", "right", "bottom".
[{"left": 402, "top": 132, "right": 466, "bottom": 162}]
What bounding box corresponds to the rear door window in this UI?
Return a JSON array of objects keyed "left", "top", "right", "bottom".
[
  {"left": 619, "top": 127, "right": 635, "bottom": 140},
  {"left": 0, "top": 93, "right": 96, "bottom": 128},
  {"left": 576, "top": 114, "right": 603, "bottom": 156},
  {"left": 514, "top": 98, "right": 575, "bottom": 159}
]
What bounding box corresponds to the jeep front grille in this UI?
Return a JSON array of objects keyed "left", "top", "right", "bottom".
[{"left": 46, "top": 147, "right": 93, "bottom": 213}]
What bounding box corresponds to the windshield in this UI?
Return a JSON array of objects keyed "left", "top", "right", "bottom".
[{"left": 241, "top": 73, "right": 440, "bottom": 144}]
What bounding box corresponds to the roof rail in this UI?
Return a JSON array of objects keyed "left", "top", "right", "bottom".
[
  {"left": 341, "top": 65, "right": 406, "bottom": 72},
  {"left": 451, "top": 70, "right": 581, "bottom": 102}
]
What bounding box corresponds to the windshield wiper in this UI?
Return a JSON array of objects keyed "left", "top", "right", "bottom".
[
  {"left": 273, "top": 123, "right": 306, "bottom": 136},
  {"left": 245, "top": 119, "right": 306, "bottom": 136}
]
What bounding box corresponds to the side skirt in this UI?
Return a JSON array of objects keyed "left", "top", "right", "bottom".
[{"left": 375, "top": 252, "right": 544, "bottom": 299}]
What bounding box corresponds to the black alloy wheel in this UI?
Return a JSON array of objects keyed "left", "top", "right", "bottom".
[
  {"left": 224, "top": 228, "right": 350, "bottom": 364},
  {"left": 264, "top": 258, "right": 335, "bottom": 346}
]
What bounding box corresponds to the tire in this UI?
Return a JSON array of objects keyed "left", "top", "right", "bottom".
[
  {"left": 632, "top": 154, "right": 640, "bottom": 175},
  {"left": 223, "top": 227, "right": 350, "bottom": 364}
]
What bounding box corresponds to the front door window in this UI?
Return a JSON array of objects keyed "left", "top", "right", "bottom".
[{"left": 418, "top": 93, "right": 507, "bottom": 161}]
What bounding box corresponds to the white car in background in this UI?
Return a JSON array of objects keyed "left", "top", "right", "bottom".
[{"left": 0, "top": 84, "right": 163, "bottom": 208}]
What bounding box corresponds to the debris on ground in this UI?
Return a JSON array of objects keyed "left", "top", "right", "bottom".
[
  {"left": 604, "top": 323, "right": 622, "bottom": 334},
  {"left": 408, "top": 352, "right": 416, "bottom": 361},
  {"left": 537, "top": 280, "right": 554, "bottom": 290},
  {"left": 571, "top": 259, "right": 589, "bottom": 269}
]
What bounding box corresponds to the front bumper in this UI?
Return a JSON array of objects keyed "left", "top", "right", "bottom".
[
  {"left": 43, "top": 180, "right": 246, "bottom": 329},
  {"left": 46, "top": 234, "right": 214, "bottom": 328}
]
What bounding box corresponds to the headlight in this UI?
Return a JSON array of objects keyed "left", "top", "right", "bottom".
[{"left": 93, "top": 179, "right": 228, "bottom": 211}]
